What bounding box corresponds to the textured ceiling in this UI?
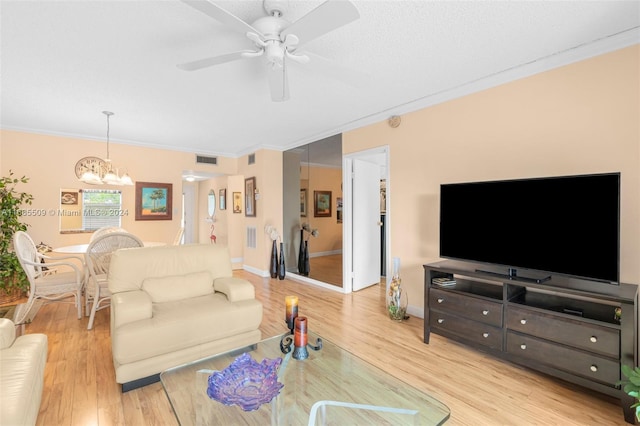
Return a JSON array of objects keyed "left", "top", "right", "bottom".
[{"left": 1, "top": 0, "right": 639, "bottom": 159}]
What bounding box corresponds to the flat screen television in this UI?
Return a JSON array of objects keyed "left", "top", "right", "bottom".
[{"left": 439, "top": 172, "right": 620, "bottom": 284}]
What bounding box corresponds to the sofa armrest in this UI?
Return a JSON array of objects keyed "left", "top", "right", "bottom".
[
  {"left": 0, "top": 318, "right": 15, "bottom": 350},
  {"left": 213, "top": 277, "right": 255, "bottom": 302},
  {"left": 111, "top": 290, "right": 152, "bottom": 329}
]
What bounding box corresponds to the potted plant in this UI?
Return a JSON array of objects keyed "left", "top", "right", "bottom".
[
  {"left": 0, "top": 170, "right": 34, "bottom": 302},
  {"left": 620, "top": 365, "right": 640, "bottom": 422}
]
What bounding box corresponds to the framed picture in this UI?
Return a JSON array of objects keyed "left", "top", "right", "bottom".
[
  {"left": 336, "top": 197, "right": 343, "bottom": 223},
  {"left": 300, "top": 189, "right": 307, "bottom": 217},
  {"left": 233, "top": 192, "right": 242, "bottom": 213},
  {"left": 60, "top": 191, "right": 78, "bottom": 205},
  {"left": 219, "top": 188, "right": 226, "bottom": 210},
  {"left": 314, "top": 190, "right": 332, "bottom": 217},
  {"left": 245, "top": 177, "right": 256, "bottom": 217},
  {"left": 135, "top": 182, "right": 172, "bottom": 221}
]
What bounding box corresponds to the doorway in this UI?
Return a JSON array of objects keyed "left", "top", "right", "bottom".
[
  {"left": 343, "top": 146, "right": 390, "bottom": 293},
  {"left": 182, "top": 184, "right": 196, "bottom": 244}
]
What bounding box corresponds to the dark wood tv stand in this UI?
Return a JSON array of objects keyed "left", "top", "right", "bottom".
[{"left": 423, "top": 260, "right": 638, "bottom": 424}]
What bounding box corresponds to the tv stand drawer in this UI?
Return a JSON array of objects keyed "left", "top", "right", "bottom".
[
  {"left": 506, "top": 305, "right": 619, "bottom": 358},
  {"left": 506, "top": 331, "right": 619, "bottom": 386},
  {"left": 430, "top": 288, "right": 503, "bottom": 327},
  {"left": 430, "top": 310, "right": 502, "bottom": 350}
]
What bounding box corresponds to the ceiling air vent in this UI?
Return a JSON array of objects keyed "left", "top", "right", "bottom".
[
  {"left": 196, "top": 155, "right": 217, "bottom": 165},
  {"left": 248, "top": 153, "right": 255, "bottom": 165}
]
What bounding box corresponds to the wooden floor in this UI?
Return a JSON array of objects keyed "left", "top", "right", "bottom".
[
  {"left": 20, "top": 270, "right": 628, "bottom": 425},
  {"left": 306, "top": 254, "right": 343, "bottom": 287}
]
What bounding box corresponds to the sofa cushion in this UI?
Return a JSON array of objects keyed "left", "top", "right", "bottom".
[
  {"left": 112, "top": 293, "right": 263, "bottom": 365},
  {"left": 142, "top": 271, "right": 213, "bottom": 303},
  {"left": 109, "top": 244, "right": 233, "bottom": 294}
]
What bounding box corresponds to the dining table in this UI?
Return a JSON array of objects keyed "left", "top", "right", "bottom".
[{"left": 53, "top": 241, "right": 166, "bottom": 254}]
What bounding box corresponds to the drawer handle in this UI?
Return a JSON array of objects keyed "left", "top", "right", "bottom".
[
  {"left": 590, "top": 365, "right": 598, "bottom": 372},
  {"left": 520, "top": 344, "right": 527, "bottom": 350},
  {"left": 437, "top": 298, "right": 444, "bottom": 304},
  {"left": 520, "top": 319, "right": 527, "bottom": 325},
  {"left": 590, "top": 336, "right": 597, "bottom": 343},
  {"left": 482, "top": 332, "right": 489, "bottom": 338},
  {"left": 482, "top": 310, "right": 489, "bottom": 316},
  {"left": 437, "top": 319, "right": 444, "bottom": 324}
]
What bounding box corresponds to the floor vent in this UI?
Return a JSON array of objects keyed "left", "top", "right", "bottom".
[
  {"left": 246, "top": 226, "right": 257, "bottom": 248},
  {"left": 196, "top": 155, "right": 217, "bottom": 165}
]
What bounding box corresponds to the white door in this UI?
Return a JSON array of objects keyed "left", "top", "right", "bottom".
[
  {"left": 352, "top": 158, "right": 381, "bottom": 291},
  {"left": 182, "top": 184, "right": 196, "bottom": 244}
]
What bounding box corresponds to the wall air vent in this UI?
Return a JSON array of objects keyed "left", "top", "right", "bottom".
[
  {"left": 248, "top": 153, "right": 255, "bottom": 165},
  {"left": 246, "top": 226, "right": 257, "bottom": 249},
  {"left": 196, "top": 155, "right": 217, "bottom": 165}
]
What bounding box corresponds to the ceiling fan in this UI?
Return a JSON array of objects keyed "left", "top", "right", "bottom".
[{"left": 178, "top": 0, "right": 363, "bottom": 101}]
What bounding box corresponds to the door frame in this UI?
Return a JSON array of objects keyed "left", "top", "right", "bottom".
[{"left": 343, "top": 146, "right": 390, "bottom": 294}]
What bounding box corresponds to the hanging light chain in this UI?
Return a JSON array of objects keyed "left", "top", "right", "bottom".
[{"left": 103, "top": 111, "right": 114, "bottom": 160}]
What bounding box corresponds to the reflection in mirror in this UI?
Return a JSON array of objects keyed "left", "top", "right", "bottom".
[
  {"left": 282, "top": 135, "right": 343, "bottom": 287},
  {"left": 59, "top": 188, "right": 122, "bottom": 233},
  {"left": 208, "top": 189, "right": 216, "bottom": 219}
]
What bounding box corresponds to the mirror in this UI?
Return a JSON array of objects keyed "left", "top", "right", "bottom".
[
  {"left": 59, "top": 188, "right": 123, "bottom": 233},
  {"left": 208, "top": 189, "right": 216, "bottom": 219},
  {"left": 283, "top": 135, "right": 343, "bottom": 287}
]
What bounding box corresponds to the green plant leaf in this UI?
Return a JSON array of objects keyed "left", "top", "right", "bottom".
[{"left": 0, "top": 170, "right": 33, "bottom": 294}]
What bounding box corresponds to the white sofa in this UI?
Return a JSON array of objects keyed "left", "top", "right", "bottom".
[
  {"left": 108, "top": 244, "right": 263, "bottom": 391},
  {"left": 0, "top": 318, "right": 48, "bottom": 426}
]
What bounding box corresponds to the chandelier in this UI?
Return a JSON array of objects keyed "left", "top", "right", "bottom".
[{"left": 75, "top": 111, "right": 133, "bottom": 186}]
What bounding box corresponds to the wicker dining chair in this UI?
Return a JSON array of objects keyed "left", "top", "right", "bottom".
[
  {"left": 90, "top": 226, "right": 128, "bottom": 242},
  {"left": 13, "top": 231, "right": 84, "bottom": 324},
  {"left": 84, "top": 232, "right": 143, "bottom": 329}
]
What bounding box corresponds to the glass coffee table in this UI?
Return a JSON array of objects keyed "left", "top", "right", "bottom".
[{"left": 160, "top": 331, "right": 450, "bottom": 425}]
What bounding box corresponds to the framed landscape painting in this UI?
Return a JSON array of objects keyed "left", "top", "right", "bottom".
[
  {"left": 135, "top": 182, "right": 172, "bottom": 221},
  {"left": 314, "top": 190, "right": 331, "bottom": 217}
]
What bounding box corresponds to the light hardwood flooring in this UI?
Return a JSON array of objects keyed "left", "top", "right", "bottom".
[
  {"left": 306, "top": 254, "right": 343, "bottom": 287},
  {"left": 18, "top": 270, "right": 628, "bottom": 425}
]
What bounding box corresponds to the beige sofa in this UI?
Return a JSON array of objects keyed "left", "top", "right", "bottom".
[
  {"left": 108, "top": 244, "right": 263, "bottom": 391},
  {"left": 0, "top": 318, "right": 48, "bottom": 426}
]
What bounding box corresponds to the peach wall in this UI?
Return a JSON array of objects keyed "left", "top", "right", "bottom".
[
  {"left": 0, "top": 130, "right": 236, "bottom": 250},
  {"left": 344, "top": 45, "right": 640, "bottom": 309},
  {"left": 235, "top": 149, "right": 283, "bottom": 274}
]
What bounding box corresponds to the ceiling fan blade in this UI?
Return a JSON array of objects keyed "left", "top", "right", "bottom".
[
  {"left": 177, "top": 50, "right": 258, "bottom": 71},
  {"left": 302, "top": 51, "right": 370, "bottom": 88},
  {"left": 180, "top": 0, "right": 264, "bottom": 38},
  {"left": 281, "top": 0, "right": 359, "bottom": 48},
  {"left": 267, "top": 63, "right": 289, "bottom": 102}
]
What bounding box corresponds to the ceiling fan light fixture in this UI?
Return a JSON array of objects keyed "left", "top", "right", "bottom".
[
  {"left": 265, "top": 41, "right": 284, "bottom": 67},
  {"left": 178, "top": 0, "right": 361, "bottom": 101}
]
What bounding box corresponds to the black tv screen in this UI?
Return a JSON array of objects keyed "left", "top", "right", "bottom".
[{"left": 439, "top": 173, "right": 620, "bottom": 284}]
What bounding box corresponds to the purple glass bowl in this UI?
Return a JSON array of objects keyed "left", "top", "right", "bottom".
[{"left": 207, "top": 353, "right": 284, "bottom": 411}]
